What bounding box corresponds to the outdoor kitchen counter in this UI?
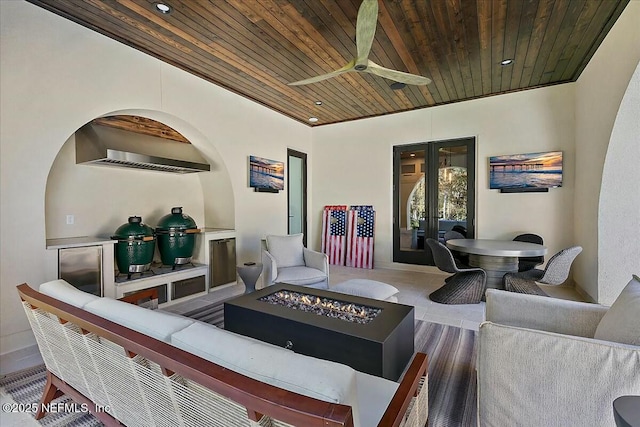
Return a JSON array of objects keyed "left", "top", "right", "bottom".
[
  {"left": 46, "top": 236, "right": 117, "bottom": 249},
  {"left": 199, "top": 227, "right": 235, "bottom": 234}
]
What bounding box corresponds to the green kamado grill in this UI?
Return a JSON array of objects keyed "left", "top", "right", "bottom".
[
  {"left": 112, "top": 216, "right": 156, "bottom": 279},
  {"left": 156, "top": 207, "right": 199, "bottom": 268}
]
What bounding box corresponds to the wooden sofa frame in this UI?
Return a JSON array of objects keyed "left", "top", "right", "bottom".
[{"left": 18, "top": 283, "right": 428, "bottom": 427}]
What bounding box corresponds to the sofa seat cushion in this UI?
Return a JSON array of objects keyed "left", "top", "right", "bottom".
[
  {"left": 332, "top": 279, "right": 400, "bottom": 302},
  {"left": 171, "top": 322, "right": 361, "bottom": 426},
  {"left": 39, "top": 279, "right": 100, "bottom": 308},
  {"left": 84, "top": 298, "right": 194, "bottom": 342},
  {"left": 276, "top": 266, "right": 327, "bottom": 286},
  {"left": 594, "top": 275, "right": 640, "bottom": 345},
  {"left": 354, "top": 371, "right": 399, "bottom": 427},
  {"left": 267, "top": 234, "right": 305, "bottom": 268}
]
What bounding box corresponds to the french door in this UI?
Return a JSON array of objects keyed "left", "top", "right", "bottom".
[
  {"left": 393, "top": 137, "right": 476, "bottom": 265},
  {"left": 287, "top": 149, "right": 307, "bottom": 245}
]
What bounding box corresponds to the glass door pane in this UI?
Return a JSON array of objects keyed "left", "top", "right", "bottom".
[
  {"left": 287, "top": 149, "right": 307, "bottom": 245},
  {"left": 288, "top": 156, "right": 303, "bottom": 234},
  {"left": 438, "top": 145, "right": 469, "bottom": 240},
  {"left": 398, "top": 148, "right": 426, "bottom": 252},
  {"left": 393, "top": 138, "right": 475, "bottom": 265}
]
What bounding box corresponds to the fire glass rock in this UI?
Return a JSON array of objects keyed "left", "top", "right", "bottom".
[{"left": 259, "top": 290, "right": 381, "bottom": 324}]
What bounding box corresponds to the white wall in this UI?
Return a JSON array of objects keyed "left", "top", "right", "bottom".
[
  {"left": 46, "top": 134, "right": 207, "bottom": 240},
  {"left": 598, "top": 62, "right": 640, "bottom": 305},
  {"left": 0, "top": 1, "right": 311, "bottom": 373},
  {"left": 312, "top": 85, "right": 576, "bottom": 270},
  {"left": 574, "top": 1, "right": 640, "bottom": 303}
]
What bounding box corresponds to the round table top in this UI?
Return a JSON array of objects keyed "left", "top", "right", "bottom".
[{"left": 446, "top": 239, "right": 547, "bottom": 257}]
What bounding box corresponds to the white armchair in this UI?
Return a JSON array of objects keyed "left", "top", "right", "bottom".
[
  {"left": 478, "top": 276, "right": 640, "bottom": 427},
  {"left": 262, "top": 234, "right": 329, "bottom": 289}
]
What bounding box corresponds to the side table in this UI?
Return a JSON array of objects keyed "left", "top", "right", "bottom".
[
  {"left": 237, "top": 262, "right": 263, "bottom": 294},
  {"left": 614, "top": 396, "right": 640, "bottom": 427}
]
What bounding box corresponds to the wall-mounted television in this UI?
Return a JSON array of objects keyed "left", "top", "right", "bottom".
[
  {"left": 249, "top": 155, "right": 284, "bottom": 192},
  {"left": 489, "top": 151, "right": 563, "bottom": 192}
]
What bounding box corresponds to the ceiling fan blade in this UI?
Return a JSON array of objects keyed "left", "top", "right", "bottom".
[
  {"left": 355, "top": 0, "right": 379, "bottom": 65},
  {"left": 288, "top": 60, "right": 356, "bottom": 86},
  {"left": 364, "top": 60, "right": 432, "bottom": 85}
]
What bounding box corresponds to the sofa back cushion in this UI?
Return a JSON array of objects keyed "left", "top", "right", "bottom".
[
  {"left": 171, "top": 322, "right": 362, "bottom": 426},
  {"left": 594, "top": 275, "right": 640, "bottom": 346},
  {"left": 266, "top": 234, "right": 305, "bottom": 268},
  {"left": 84, "top": 298, "right": 194, "bottom": 342},
  {"left": 39, "top": 279, "right": 100, "bottom": 308}
]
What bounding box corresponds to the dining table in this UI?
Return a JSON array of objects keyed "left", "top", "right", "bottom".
[{"left": 445, "top": 239, "right": 547, "bottom": 289}]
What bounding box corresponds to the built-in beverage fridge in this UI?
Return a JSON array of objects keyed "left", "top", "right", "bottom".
[
  {"left": 58, "top": 245, "right": 103, "bottom": 296},
  {"left": 209, "top": 238, "right": 236, "bottom": 288}
]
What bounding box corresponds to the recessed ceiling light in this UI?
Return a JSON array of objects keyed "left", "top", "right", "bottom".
[
  {"left": 314, "top": 101, "right": 323, "bottom": 106},
  {"left": 390, "top": 82, "right": 406, "bottom": 90},
  {"left": 501, "top": 59, "right": 513, "bottom": 66},
  {"left": 410, "top": 153, "right": 416, "bottom": 157},
  {"left": 308, "top": 117, "right": 319, "bottom": 123},
  {"left": 155, "top": 3, "right": 172, "bottom": 14}
]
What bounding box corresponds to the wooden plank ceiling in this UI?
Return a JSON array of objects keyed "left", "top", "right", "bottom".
[
  {"left": 91, "top": 115, "right": 190, "bottom": 142},
  {"left": 29, "top": 0, "right": 629, "bottom": 126}
]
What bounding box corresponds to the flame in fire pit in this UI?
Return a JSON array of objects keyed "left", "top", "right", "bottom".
[{"left": 259, "top": 290, "right": 381, "bottom": 324}]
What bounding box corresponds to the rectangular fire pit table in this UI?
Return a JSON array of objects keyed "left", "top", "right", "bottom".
[{"left": 224, "top": 283, "right": 414, "bottom": 381}]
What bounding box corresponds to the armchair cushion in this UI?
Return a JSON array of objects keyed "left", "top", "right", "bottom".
[
  {"left": 276, "top": 266, "right": 327, "bottom": 286},
  {"left": 594, "top": 275, "right": 640, "bottom": 345},
  {"left": 266, "top": 234, "right": 305, "bottom": 268},
  {"left": 478, "top": 321, "right": 640, "bottom": 426},
  {"left": 485, "top": 288, "right": 608, "bottom": 338}
]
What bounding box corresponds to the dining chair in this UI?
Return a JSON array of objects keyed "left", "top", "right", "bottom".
[
  {"left": 513, "top": 233, "right": 544, "bottom": 272},
  {"left": 451, "top": 225, "right": 467, "bottom": 237},
  {"left": 443, "top": 230, "right": 468, "bottom": 265},
  {"left": 443, "top": 230, "right": 465, "bottom": 242},
  {"left": 503, "top": 246, "right": 583, "bottom": 296},
  {"left": 426, "top": 238, "right": 486, "bottom": 304}
]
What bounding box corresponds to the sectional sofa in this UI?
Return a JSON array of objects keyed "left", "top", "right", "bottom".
[{"left": 17, "top": 280, "right": 428, "bottom": 427}]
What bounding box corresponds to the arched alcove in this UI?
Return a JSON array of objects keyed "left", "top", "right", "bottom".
[
  {"left": 45, "top": 110, "right": 234, "bottom": 240},
  {"left": 598, "top": 61, "right": 640, "bottom": 305}
]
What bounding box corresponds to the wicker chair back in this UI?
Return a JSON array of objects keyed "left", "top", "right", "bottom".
[
  {"left": 427, "top": 238, "right": 459, "bottom": 274},
  {"left": 539, "top": 246, "right": 583, "bottom": 285},
  {"left": 443, "top": 231, "right": 466, "bottom": 242},
  {"left": 513, "top": 233, "right": 545, "bottom": 271}
]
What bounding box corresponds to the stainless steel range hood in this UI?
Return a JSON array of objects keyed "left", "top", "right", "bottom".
[{"left": 75, "top": 123, "right": 210, "bottom": 173}]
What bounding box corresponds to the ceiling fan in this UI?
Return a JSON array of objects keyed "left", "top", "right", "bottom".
[{"left": 288, "top": 0, "right": 431, "bottom": 87}]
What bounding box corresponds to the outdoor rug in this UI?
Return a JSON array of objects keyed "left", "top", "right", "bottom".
[{"left": 0, "top": 303, "right": 477, "bottom": 427}]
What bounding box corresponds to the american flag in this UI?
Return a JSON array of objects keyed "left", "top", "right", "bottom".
[
  {"left": 321, "top": 206, "right": 347, "bottom": 265},
  {"left": 347, "top": 206, "right": 375, "bottom": 269}
]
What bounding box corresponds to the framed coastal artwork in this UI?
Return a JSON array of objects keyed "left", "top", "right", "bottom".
[
  {"left": 489, "top": 151, "right": 563, "bottom": 191},
  {"left": 249, "top": 155, "right": 284, "bottom": 192}
]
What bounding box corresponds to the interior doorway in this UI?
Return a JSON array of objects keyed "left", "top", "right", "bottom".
[
  {"left": 287, "top": 149, "right": 307, "bottom": 245},
  {"left": 393, "top": 137, "right": 476, "bottom": 265}
]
